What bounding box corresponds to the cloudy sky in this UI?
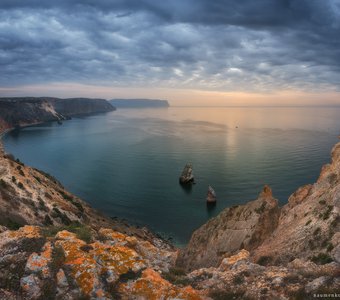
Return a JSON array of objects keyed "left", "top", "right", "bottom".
[{"left": 0, "top": 0, "right": 340, "bottom": 105}]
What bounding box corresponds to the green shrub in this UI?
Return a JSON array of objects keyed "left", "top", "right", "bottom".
[
  {"left": 326, "top": 243, "right": 334, "bottom": 252},
  {"left": 313, "top": 227, "right": 321, "bottom": 235},
  {"left": 255, "top": 202, "right": 266, "bottom": 214},
  {"left": 0, "top": 179, "right": 8, "bottom": 188},
  {"left": 44, "top": 214, "right": 53, "bottom": 226},
  {"left": 257, "top": 256, "right": 272, "bottom": 266},
  {"left": 319, "top": 200, "right": 326, "bottom": 205},
  {"left": 233, "top": 275, "right": 244, "bottom": 284},
  {"left": 311, "top": 253, "right": 333, "bottom": 265},
  {"left": 322, "top": 206, "right": 333, "bottom": 220},
  {"left": 33, "top": 175, "right": 41, "bottom": 183},
  {"left": 4, "top": 219, "right": 23, "bottom": 230},
  {"left": 162, "top": 267, "right": 190, "bottom": 286},
  {"left": 305, "top": 219, "right": 311, "bottom": 226},
  {"left": 17, "top": 182, "right": 24, "bottom": 189},
  {"left": 42, "top": 222, "right": 92, "bottom": 243}
]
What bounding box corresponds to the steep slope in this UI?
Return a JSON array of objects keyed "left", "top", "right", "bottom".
[
  {"left": 0, "top": 141, "right": 173, "bottom": 249},
  {"left": 252, "top": 141, "right": 340, "bottom": 265},
  {"left": 177, "top": 186, "right": 280, "bottom": 271}
]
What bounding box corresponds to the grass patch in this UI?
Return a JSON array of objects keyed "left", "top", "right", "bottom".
[
  {"left": 255, "top": 202, "right": 266, "bottom": 214},
  {"left": 17, "top": 182, "right": 24, "bottom": 189},
  {"left": 233, "top": 274, "right": 244, "bottom": 284},
  {"left": 42, "top": 222, "right": 92, "bottom": 243},
  {"left": 311, "top": 253, "right": 333, "bottom": 265},
  {"left": 257, "top": 256, "right": 272, "bottom": 266},
  {"left": 33, "top": 175, "right": 41, "bottom": 183},
  {"left": 0, "top": 179, "right": 8, "bottom": 189},
  {"left": 313, "top": 227, "right": 321, "bottom": 236},
  {"left": 322, "top": 206, "right": 333, "bottom": 220},
  {"left": 162, "top": 267, "right": 191, "bottom": 286},
  {"left": 50, "top": 207, "right": 71, "bottom": 225},
  {"left": 326, "top": 243, "right": 334, "bottom": 252},
  {"left": 2, "top": 219, "right": 23, "bottom": 230}
]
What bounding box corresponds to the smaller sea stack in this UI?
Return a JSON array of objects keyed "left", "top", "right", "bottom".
[
  {"left": 179, "top": 163, "right": 194, "bottom": 184},
  {"left": 206, "top": 185, "right": 217, "bottom": 203}
]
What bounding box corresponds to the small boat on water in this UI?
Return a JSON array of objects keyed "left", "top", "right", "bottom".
[
  {"left": 206, "top": 185, "right": 217, "bottom": 203},
  {"left": 179, "top": 163, "right": 194, "bottom": 184}
]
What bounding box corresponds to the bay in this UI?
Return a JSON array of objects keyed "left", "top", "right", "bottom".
[{"left": 3, "top": 107, "right": 340, "bottom": 246}]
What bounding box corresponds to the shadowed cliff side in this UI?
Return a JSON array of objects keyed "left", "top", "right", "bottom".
[{"left": 0, "top": 97, "right": 115, "bottom": 131}]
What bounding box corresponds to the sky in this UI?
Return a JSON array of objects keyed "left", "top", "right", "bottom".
[{"left": 0, "top": 0, "right": 340, "bottom": 106}]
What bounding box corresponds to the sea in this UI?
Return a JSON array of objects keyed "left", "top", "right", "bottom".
[{"left": 3, "top": 106, "right": 340, "bottom": 246}]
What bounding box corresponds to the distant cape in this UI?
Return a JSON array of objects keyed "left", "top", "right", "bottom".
[{"left": 109, "top": 98, "right": 169, "bottom": 108}]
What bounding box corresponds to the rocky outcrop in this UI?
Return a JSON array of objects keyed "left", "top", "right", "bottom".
[
  {"left": 179, "top": 163, "right": 194, "bottom": 184},
  {"left": 252, "top": 142, "right": 340, "bottom": 265},
  {"left": 0, "top": 97, "right": 115, "bottom": 131},
  {"left": 177, "top": 185, "right": 280, "bottom": 271},
  {"left": 187, "top": 249, "right": 340, "bottom": 299},
  {"left": 0, "top": 226, "right": 205, "bottom": 300},
  {"left": 206, "top": 185, "right": 216, "bottom": 203}
]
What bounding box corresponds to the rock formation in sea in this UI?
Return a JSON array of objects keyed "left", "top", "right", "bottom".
[
  {"left": 206, "top": 185, "right": 217, "bottom": 203},
  {"left": 179, "top": 163, "right": 195, "bottom": 184},
  {"left": 0, "top": 104, "right": 339, "bottom": 299}
]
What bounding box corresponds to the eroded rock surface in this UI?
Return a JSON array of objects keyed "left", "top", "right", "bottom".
[
  {"left": 0, "top": 226, "right": 203, "bottom": 300},
  {"left": 177, "top": 185, "right": 280, "bottom": 271}
]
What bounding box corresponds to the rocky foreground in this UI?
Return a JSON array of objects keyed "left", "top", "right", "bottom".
[{"left": 0, "top": 101, "right": 339, "bottom": 299}]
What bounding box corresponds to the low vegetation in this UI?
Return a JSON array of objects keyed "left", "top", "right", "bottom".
[{"left": 42, "top": 222, "right": 92, "bottom": 243}]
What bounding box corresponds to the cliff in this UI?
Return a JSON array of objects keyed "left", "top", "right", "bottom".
[
  {"left": 109, "top": 99, "right": 169, "bottom": 108},
  {"left": 0, "top": 97, "right": 115, "bottom": 131},
  {"left": 177, "top": 185, "right": 281, "bottom": 271}
]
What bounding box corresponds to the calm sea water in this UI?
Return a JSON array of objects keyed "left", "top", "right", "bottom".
[{"left": 3, "top": 107, "right": 340, "bottom": 245}]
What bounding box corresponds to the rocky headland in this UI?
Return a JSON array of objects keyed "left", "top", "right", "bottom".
[
  {"left": 0, "top": 97, "right": 115, "bottom": 132},
  {"left": 0, "top": 101, "right": 339, "bottom": 299}
]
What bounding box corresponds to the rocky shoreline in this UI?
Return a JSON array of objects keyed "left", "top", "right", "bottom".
[{"left": 0, "top": 100, "right": 339, "bottom": 299}]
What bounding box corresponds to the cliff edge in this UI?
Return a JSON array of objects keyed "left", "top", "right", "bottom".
[{"left": 0, "top": 97, "right": 115, "bottom": 132}]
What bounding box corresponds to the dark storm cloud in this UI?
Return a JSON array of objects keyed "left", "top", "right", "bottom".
[{"left": 0, "top": 0, "right": 339, "bottom": 92}]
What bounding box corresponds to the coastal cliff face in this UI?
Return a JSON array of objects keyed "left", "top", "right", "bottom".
[
  {"left": 0, "top": 97, "right": 115, "bottom": 131},
  {"left": 177, "top": 186, "right": 280, "bottom": 271}
]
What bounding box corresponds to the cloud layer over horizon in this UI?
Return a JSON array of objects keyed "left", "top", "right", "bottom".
[{"left": 1, "top": 0, "right": 340, "bottom": 100}]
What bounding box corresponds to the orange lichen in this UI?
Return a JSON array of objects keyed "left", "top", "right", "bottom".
[
  {"left": 219, "top": 249, "right": 250, "bottom": 270},
  {"left": 7, "top": 225, "right": 41, "bottom": 239},
  {"left": 56, "top": 230, "right": 146, "bottom": 297},
  {"left": 55, "top": 230, "right": 78, "bottom": 240},
  {"left": 118, "top": 268, "right": 204, "bottom": 300},
  {"left": 99, "top": 228, "right": 138, "bottom": 247},
  {"left": 25, "top": 242, "right": 53, "bottom": 278}
]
